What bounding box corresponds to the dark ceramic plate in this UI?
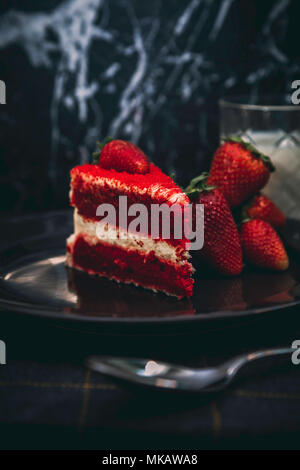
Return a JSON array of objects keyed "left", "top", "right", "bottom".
[{"left": 0, "top": 211, "right": 300, "bottom": 333}]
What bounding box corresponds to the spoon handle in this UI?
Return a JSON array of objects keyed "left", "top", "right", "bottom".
[{"left": 222, "top": 347, "right": 294, "bottom": 382}]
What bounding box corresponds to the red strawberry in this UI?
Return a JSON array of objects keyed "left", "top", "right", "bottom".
[
  {"left": 245, "top": 193, "right": 286, "bottom": 228},
  {"left": 96, "top": 139, "right": 150, "bottom": 174},
  {"left": 240, "top": 219, "right": 289, "bottom": 271},
  {"left": 207, "top": 137, "right": 275, "bottom": 207},
  {"left": 185, "top": 173, "right": 243, "bottom": 276}
]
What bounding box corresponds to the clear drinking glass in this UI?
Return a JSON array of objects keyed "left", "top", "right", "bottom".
[{"left": 219, "top": 97, "right": 300, "bottom": 219}]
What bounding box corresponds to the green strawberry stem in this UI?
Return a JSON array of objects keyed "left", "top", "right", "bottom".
[
  {"left": 184, "top": 172, "right": 216, "bottom": 200},
  {"left": 223, "top": 136, "right": 275, "bottom": 172},
  {"left": 240, "top": 211, "right": 251, "bottom": 224},
  {"left": 92, "top": 136, "right": 114, "bottom": 163},
  {"left": 169, "top": 171, "right": 177, "bottom": 181},
  {"left": 236, "top": 201, "right": 252, "bottom": 226}
]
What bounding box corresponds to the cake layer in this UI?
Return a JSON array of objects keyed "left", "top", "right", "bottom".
[
  {"left": 66, "top": 233, "right": 194, "bottom": 299},
  {"left": 70, "top": 163, "right": 190, "bottom": 248},
  {"left": 70, "top": 163, "right": 187, "bottom": 205},
  {"left": 73, "top": 210, "right": 190, "bottom": 264}
]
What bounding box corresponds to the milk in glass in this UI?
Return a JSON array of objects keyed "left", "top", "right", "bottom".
[{"left": 241, "top": 130, "right": 300, "bottom": 219}]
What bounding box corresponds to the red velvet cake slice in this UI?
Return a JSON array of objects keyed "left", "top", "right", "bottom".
[{"left": 66, "top": 140, "right": 194, "bottom": 299}]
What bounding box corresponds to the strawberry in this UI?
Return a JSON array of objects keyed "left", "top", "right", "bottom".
[
  {"left": 185, "top": 173, "right": 243, "bottom": 276},
  {"left": 207, "top": 137, "right": 275, "bottom": 207},
  {"left": 245, "top": 193, "right": 286, "bottom": 228},
  {"left": 240, "top": 219, "right": 289, "bottom": 271},
  {"left": 94, "top": 139, "right": 150, "bottom": 174}
]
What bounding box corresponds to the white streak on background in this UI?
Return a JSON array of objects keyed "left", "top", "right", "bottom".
[
  {"left": 174, "top": 0, "right": 202, "bottom": 36},
  {"left": 261, "top": 0, "right": 289, "bottom": 63},
  {"left": 108, "top": 6, "right": 147, "bottom": 139},
  {"left": 209, "top": 0, "right": 234, "bottom": 41},
  {"left": 263, "top": 0, "right": 290, "bottom": 34}
]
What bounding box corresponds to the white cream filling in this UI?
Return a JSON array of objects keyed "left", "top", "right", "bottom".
[{"left": 71, "top": 209, "right": 189, "bottom": 265}]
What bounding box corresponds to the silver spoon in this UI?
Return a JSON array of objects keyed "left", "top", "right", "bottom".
[{"left": 86, "top": 347, "right": 293, "bottom": 392}]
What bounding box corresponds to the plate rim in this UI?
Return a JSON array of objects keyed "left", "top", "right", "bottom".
[{"left": 0, "top": 295, "right": 299, "bottom": 325}]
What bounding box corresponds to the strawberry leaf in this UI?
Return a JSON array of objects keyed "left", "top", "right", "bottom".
[
  {"left": 92, "top": 151, "right": 99, "bottom": 163},
  {"left": 169, "top": 171, "right": 177, "bottom": 182},
  {"left": 96, "top": 140, "right": 104, "bottom": 150},
  {"left": 92, "top": 136, "right": 115, "bottom": 164},
  {"left": 184, "top": 172, "right": 216, "bottom": 199}
]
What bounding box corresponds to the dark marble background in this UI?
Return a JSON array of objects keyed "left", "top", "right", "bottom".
[{"left": 0, "top": 0, "right": 299, "bottom": 214}]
